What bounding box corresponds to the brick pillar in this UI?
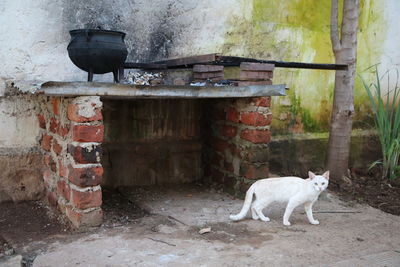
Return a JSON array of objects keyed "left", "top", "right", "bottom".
[
  {"left": 205, "top": 62, "right": 274, "bottom": 196},
  {"left": 38, "top": 96, "right": 103, "bottom": 228}
]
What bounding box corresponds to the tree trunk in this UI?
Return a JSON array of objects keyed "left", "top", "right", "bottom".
[{"left": 326, "top": 0, "right": 360, "bottom": 186}]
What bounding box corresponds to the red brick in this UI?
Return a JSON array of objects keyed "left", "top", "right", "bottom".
[
  {"left": 72, "top": 124, "right": 104, "bottom": 142},
  {"left": 68, "top": 166, "right": 103, "bottom": 187},
  {"left": 43, "top": 153, "right": 56, "bottom": 173},
  {"left": 226, "top": 107, "right": 239, "bottom": 123},
  {"left": 58, "top": 160, "right": 68, "bottom": 178},
  {"left": 38, "top": 114, "right": 46, "bottom": 129},
  {"left": 52, "top": 98, "right": 60, "bottom": 115},
  {"left": 251, "top": 97, "right": 271, "bottom": 107},
  {"left": 41, "top": 134, "right": 53, "bottom": 151},
  {"left": 71, "top": 189, "right": 102, "bottom": 210},
  {"left": 57, "top": 180, "right": 71, "bottom": 201},
  {"left": 58, "top": 124, "right": 70, "bottom": 137},
  {"left": 67, "top": 104, "right": 103, "bottom": 123},
  {"left": 52, "top": 139, "right": 63, "bottom": 155},
  {"left": 240, "top": 129, "right": 271, "bottom": 144},
  {"left": 240, "top": 163, "right": 269, "bottom": 179},
  {"left": 49, "top": 118, "right": 59, "bottom": 134},
  {"left": 241, "top": 112, "right": 271, "bottom": 126},
  {"left": 211, "top": 138, "right": 229, "bottom": 152},
  {"left": 221, "top": 125, "right": 238, "bottom": 138},
  {"left": 66, "top": 207, "right": 103, "bottom": 228},
  {"left": 68, "top": 144, "right": 102, "bottom": 164},
  {"left": 266, "top": 114, "right": 273, "bottom": 125}
]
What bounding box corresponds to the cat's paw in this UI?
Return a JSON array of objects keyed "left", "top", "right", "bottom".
[
  {"left": 283, "top": 221, "right": 291, "bottom": 226},
  {"left": 310, "top": 220, "right": 320, "bottom": 225},
  {"left": 260, "top": 216, "right": 270, "bottom": 222},
  {"left": 251, "top": 213, "right": 259, "bottom": 220}
]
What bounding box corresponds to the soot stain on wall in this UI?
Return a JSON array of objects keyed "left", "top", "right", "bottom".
[{"left": 62, "top": 0, "right": 184, "bottom": 62}]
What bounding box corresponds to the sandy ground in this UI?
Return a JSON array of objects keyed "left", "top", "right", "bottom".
[{"left": 2, "top": 186, "right": 400, "bottom": 266}]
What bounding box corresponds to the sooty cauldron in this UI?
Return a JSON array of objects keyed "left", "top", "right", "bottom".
[{"left": 67, "top": 29, "right": 128, "bottom": 83}]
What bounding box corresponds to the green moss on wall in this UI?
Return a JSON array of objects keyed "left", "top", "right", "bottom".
[{"left": 222, "top": 0, "right": 387, "bottom": 135}]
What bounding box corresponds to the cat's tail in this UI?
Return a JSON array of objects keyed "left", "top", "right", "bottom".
[{"left": 229, "top": 183, "right": 256, "bottom": 221}]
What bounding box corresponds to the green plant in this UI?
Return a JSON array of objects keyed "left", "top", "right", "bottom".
[{"left": 360, "top": 67, "right": 400, "bottom": 180}]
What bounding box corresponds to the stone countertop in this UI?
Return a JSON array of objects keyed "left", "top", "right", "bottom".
[{"left": 33, "top": 81, "right": 286, "bottom": 99}]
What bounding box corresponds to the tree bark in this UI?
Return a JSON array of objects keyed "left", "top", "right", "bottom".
[{"left": 326, "top": 0, "right": 360, "bottom": 186}]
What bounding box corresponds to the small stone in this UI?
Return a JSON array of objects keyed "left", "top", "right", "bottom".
[
  {"left": 199, "top": 227, "right": 211, "bottom": 235},
  {"left": 4, "top": 248, "right": 14, "bottom": 256}
]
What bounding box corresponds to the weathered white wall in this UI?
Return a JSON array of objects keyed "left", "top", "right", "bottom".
[
  {"left": 0, "top": 96, "right": 39, "bottom": 148},
  {"left": 0, "top": 0, "right": 244, "bottom": 82}
]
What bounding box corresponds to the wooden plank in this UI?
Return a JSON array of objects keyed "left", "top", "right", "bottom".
[
  {"left": 153, "top": 54, "right": 217, "bottom": 67},
  {"left": 240, "top": 62, "right": 275, "bottom": 71},
  {"left": 240, "top": 71, "right": 273, "bottom": 80},
  {"left": 37, "top": 81, "right": 287, "bottom": 99},
  {"left": 193, "top": 65, "right": 224, "bottom": 73},
  {"left": 193, "top": 72, "right": 224, "bottom": 79}
]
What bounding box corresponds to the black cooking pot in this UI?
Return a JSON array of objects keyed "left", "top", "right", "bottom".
[{"left": 67, "top": 29, "right": 128, "bottom": 82}]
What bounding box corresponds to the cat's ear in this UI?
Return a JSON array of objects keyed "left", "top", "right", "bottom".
[
  {"left": 322, "top": 171, "right": 330, "bottom": 180},
  {"left": 308, "top": 171, "right": 316, "bottom": 180}
]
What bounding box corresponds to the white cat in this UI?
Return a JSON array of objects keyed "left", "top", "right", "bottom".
[{"left": 229, "top": 171, "right": 329, "bottom": 226}]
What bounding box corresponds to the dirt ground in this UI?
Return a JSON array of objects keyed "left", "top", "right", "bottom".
[
  {"left": 332, "top": 169, "right": 400, "bottom": 216},
  {"left": 1, "top": 184, "right": 400, "bottom": 266}
]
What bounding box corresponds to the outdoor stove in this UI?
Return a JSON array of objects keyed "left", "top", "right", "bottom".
[{"left": 35, "top": 54, "right": 345, "bottom": 228}]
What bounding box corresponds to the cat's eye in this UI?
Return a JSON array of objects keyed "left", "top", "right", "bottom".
[
  {"left": 322, "top": 182, "right": 325, "bottom": 185},
  {"left": 314, "top": 182, "right": 318, "bottom": 185}
]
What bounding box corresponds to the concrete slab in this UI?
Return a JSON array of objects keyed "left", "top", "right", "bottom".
[
  {"left": 330, "top": 250, "right": 400, "bottom": 267},
  {"left": 30, "top": 188, "right": 400, "bottom": 266},
  {"left": 36, "top": 81, "right": 287, "bottom": 99}
]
